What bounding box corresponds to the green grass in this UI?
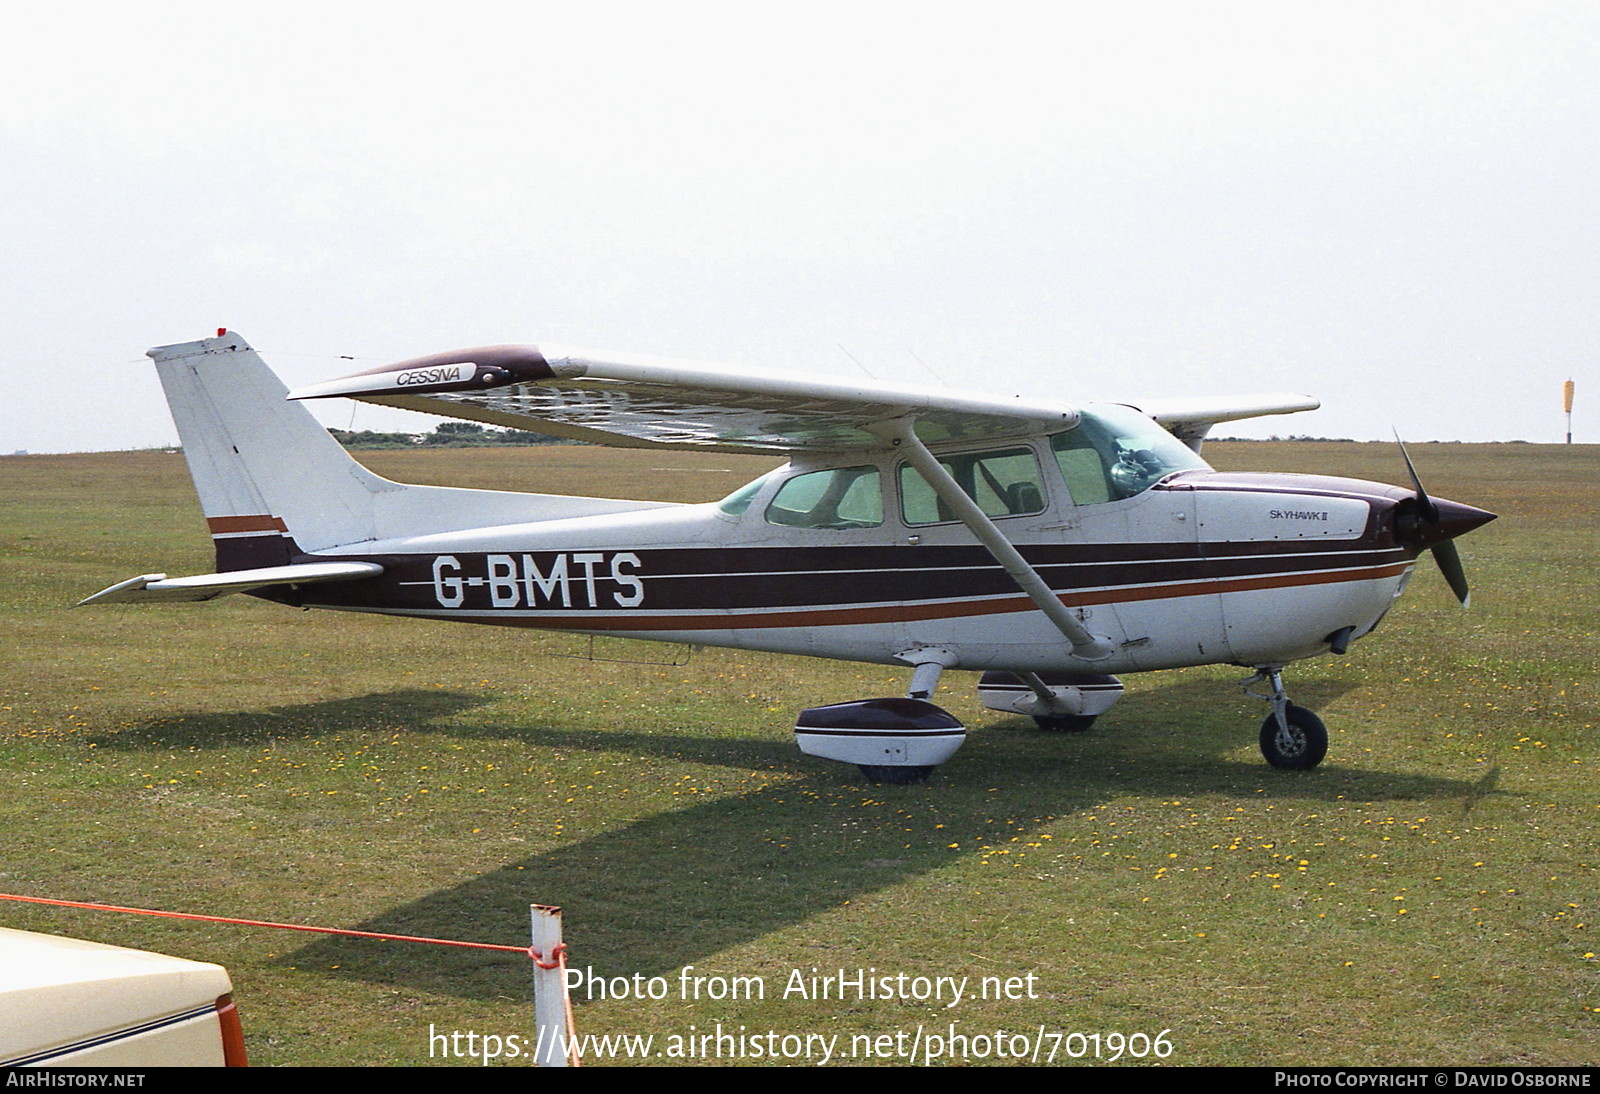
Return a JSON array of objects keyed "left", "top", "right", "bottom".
[{"left": 1, "top": 442, "right": 1596, "bottom": 1066}]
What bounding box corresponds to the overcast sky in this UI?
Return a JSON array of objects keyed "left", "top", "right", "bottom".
[{"left": 3, "top": 1, "right": 1596, "bottom": 453}]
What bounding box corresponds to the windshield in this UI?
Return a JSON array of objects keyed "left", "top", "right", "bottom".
[{"left": 1050, "top": 405, "right": 1210, "bottom": 503}]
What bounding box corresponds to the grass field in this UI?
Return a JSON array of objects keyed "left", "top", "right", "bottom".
[{"left": 1, "top": 441, "right": 1596, "bottom": 1066}]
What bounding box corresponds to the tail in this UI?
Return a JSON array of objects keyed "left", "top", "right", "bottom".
[
  {"left": 149, "top": 332, "right": 668, "bottom": 573},
  {"left": 151, "top": 331, "right": 390, "bottom": 570}
]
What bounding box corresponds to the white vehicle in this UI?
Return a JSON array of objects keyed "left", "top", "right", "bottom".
[
  {"left": 0, "top": 927, "right": 246, "bottom": 1067},
  {"left": 82, "top": 332, "right": 1494, "bottom": 782}
]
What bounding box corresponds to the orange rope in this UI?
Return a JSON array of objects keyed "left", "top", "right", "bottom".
[
  {"left": 0, "top": 892, "right": 534, "bottom": 957},
  {"left": 529, "top": 942, "right": 568, "bottom": 969}
]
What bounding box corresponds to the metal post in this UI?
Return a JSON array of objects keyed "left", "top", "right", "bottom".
[{"left": 530, "top": 904, "right": 572, "bottom": 1067}]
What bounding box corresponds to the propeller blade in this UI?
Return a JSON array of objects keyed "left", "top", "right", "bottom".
[
  {"left": 1394, "top": 430, "right": 1487, "bottom": 608},
  {"left": 1393, "top": 430, "right": 1439, "bottom": 522},
  {"left": 1432, "top": 539, "right": 1471, "bottom": 608}
]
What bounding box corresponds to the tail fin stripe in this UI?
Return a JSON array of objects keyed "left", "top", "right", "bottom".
[{"left": 206, "top": 515, "right": 289, "bottom": 534}]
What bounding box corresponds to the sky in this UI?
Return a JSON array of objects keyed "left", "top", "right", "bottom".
[{"left": 3, "top": 1, "right": 1597, "bottom": 453}]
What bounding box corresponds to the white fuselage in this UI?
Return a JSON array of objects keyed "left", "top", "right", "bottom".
[{"left": 289, "top": 456, "right": 1419, "bottom": 677}]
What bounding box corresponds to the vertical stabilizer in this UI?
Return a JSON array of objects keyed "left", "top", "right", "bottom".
[{"left": 150, "top": 332, "right": 387, "bottom": 569}]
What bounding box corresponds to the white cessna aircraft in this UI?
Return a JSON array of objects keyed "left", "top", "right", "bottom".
[{"left": 83, "top": 331, "right": 1494, "bottom": 783}]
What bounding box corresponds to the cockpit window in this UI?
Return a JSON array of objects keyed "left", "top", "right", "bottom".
[
  {"left": 1050, "top": 405, "right": 1210, "bottom": 504},
  {"left": 899, "top": 446, "right": 1047, "bottom": 525},
  {"left": 765, "top": 466, "right": 883, "bottom": 529}
]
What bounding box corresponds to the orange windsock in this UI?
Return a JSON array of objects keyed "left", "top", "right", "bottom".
[{"left": 1564, "top": 380, "right": 1575, "bottom": 414}]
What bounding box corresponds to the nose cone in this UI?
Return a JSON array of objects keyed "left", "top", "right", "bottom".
[
  {"left": 1426, "top": 496, "right": 1498, "bottom": 546},
  {"left": 1395, "top": 493, "right": 1496, "bottom": 552}
]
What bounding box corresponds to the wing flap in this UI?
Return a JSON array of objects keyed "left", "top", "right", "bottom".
[{"left": 77, "top": 561, "right": 384, "bottom": 606}]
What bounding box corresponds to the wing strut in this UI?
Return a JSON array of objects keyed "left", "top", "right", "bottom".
[{"left": 867, "top": 418, "right": 1113, "bottom": 662}]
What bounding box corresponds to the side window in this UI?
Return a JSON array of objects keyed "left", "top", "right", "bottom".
[
  {"left": 898, "top": 447, "right": 1047, "bottom": 525},
  {"left": 765, "top": 466, "right": 883, "bottom": 529},
  {"left": 1050, "top": 433, "right": 1113, "bottom": 505}
]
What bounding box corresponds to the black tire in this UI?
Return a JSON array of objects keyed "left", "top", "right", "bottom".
[
  {"left": 1259, "top": 704, "right": 1328, "bottom": 770},
  {"left": 857, "top": 764, "right": 935, "bottom": 785},
  {"left": 1032, "top": 714, "right": 1097, "bottom": 733}
]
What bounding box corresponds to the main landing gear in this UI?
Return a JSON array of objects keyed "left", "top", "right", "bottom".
[
  {"left": 795, "top": 660, "right": 1333, "bottom": 782},
  {"left": 976, "top": 671, "right": 1124, "bottom": 732},
  {"left": 794, "top": 659, "right": 1131, "bottom": 784},
  {"left": 792, "top": 697, "right": 964, "bottom": 784},
  {"left": 1243, "top": 666, "right": 1328, "bottom": 770},
  {"left": 793, "top": 657, "right": 966, "bottom": 785}
]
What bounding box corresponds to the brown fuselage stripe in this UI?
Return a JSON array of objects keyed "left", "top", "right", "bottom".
[
  {"left": 207, "top": 515, "right": 288, "bottom": 535},
  {"left": 377, "top": 560, "right": 1413, "bottom": 632}
]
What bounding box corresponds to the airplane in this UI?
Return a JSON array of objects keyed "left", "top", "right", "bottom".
[{"left": 81, "top": 330, "right": 1496, "bottom": 784}]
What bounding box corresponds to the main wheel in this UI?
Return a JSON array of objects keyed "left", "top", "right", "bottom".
[
  {"left": 857, "top": 764, "right": 935, "bottom": 785},
  {"left": 1032, "top": 714, "right": 1097, "bottom": 733},
  {"left": 1259, "top": 704, "right": 1328, "bottom": 770}
]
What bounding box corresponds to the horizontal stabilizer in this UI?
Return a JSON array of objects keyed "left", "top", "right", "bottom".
[{"left": 77, "top": 561, "right": 383, "bottom": 606}]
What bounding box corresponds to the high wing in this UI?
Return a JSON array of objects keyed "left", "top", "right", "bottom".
[
  {"left": 288, "top": 344, "right": 1318, "bottom": 454},
  {"left": 288, "top": 345, "right": 1079, "bottom": 453},
  {"left": 1122, "top": 393, "right": 1321, "bottom": 451}
]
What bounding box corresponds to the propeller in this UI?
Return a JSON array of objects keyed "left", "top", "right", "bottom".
[{"left": 1393, "top": 433, "right": 1494, "bottom": 607}]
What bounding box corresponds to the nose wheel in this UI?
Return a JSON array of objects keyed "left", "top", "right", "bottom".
[
  {"left": 1243, "top": 667, "right": 1328, "bottom": 770},
  {"left": 1257, "top": 703, "right": 1327, "bottom": 769}
]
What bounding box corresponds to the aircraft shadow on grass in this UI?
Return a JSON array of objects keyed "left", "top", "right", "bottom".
[
  {"left": 87, "top": 688, "right": 494, "bottom": 750},
  {"left": 225, "top": 676, "right": 1499, "bottom": 1002}
]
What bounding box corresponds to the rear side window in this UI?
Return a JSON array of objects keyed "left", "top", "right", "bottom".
[
  {"left": 765, "top": 466, "right": 883, "bottom": 529},
  {"left": 717, "top": 470, "right": 779, "bottom": 516},
  {"left": 898, "top": 447, "right": 1046, "bottom": 525}
]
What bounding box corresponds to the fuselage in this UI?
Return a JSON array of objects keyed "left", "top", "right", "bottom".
[{"left": 272, "top": 420, "right": 1460, "bottom": 677}]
